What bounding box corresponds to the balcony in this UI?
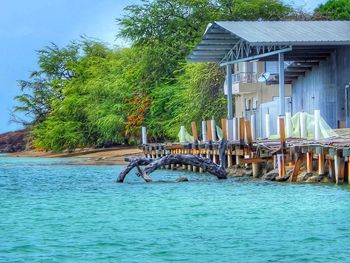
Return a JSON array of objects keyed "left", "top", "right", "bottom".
[{"left": 233, "top": 72, "right": 258, "bottom": 83}]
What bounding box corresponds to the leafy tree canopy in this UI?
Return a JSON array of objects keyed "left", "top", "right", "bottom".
[{"left": 314, "top": 0, "right": 350, "bottom": 20}]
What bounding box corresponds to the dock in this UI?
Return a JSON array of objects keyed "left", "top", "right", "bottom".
[{"left": 140, "top": 119, "right": 350, "bottom": 185}]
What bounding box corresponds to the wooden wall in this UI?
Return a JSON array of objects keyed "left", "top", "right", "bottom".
[{"left": 291, "top": 47, "right": 350, "bottom": 128}]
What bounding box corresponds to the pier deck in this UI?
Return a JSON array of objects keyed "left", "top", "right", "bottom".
[{"left": 141, "top": 128, "right": 350, "bottom": 185}]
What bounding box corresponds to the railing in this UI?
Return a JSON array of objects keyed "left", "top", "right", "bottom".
[{"left": 233, "top": 72, "right": 258, "bottom": 83}]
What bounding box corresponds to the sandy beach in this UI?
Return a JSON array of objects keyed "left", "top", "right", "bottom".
[{"left": 6, "top": 146, "right": 143, "bottom": 165}]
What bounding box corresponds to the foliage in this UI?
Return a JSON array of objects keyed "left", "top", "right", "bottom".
[
  {"left": 314, "top": 0, "right": 350, "bottom": 20},
  {"left": 14, "top": 0, "right": 313, "bottom": 151}
]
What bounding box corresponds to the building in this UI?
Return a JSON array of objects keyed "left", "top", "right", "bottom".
[{"left": 189, "top": 21, "right": 350, "bottom": 137}]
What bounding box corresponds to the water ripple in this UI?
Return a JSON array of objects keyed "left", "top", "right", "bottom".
[{"left": 1, "top": 157, "right": 350, "bottom": 262}]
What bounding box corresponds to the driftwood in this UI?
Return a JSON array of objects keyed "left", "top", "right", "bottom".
[
  {"left": 117, "top": 157, "right": 153, "bottom": 183},
  {"left": 116, "top": 154, "right": 227, "bottom": 183}
]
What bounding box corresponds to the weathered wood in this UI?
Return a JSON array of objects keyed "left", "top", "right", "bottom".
[
  {"left": 239, "top": 117, "right": 245, "bottom": 145},
  {"left": 245, "top": 120, "right": 252, "bottom": 147},
  {"left": 221, "top": 119, "right": 227, "bottom": 140},
  {"left": 117, "top": 157, "right": 154, "bottom": 183},
  {"left": 143, "top": 154, "right": 227, "bottom": 180},
  {"left": 207, "top": 120, "right": 212, "bottom": 142},
  {"left": 135, "top": 164, "right": 152, "bottom": 182},
  {"left": 306, "top": 152, "right": 313, "bottom": 174},
  {"left": 240, "top": 158, "right": 266, "bottom": 164},
  {"left": 191, "top": 121, "right": 198, "bottom": 141},
  {"left": 219, "top": 139, "right": 227, "bottom": 169},
  {"left": 290, "top": 153, "right": 302, "bottom": 182},
  {"left": 318, "top": 153, "right": 325, "bottom": 175},
  {"left": 279, "top": 117, "right": 286, "bottom": 150},
  {"left": 117, "top": 155, "right": 227, "bottom": 183},
  {"left": 335, "top": 154, "right": 345, "bottom": 184},
  {"left": 277, "top": 154, "right": 285, "bottom": 177}
]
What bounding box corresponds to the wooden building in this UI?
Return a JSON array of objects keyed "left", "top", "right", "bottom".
[{"left": 188, "top": 21, "right": 350, "bottom": 137}]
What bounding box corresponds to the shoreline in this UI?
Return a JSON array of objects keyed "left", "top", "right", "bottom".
[{"left": 3, "top": 146, "right": 143, "bottom": 165}]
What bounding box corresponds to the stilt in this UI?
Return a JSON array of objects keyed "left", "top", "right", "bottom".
[
  {"left": 277, "top": 154, "right": 285, "bottom": 177},
  {"left": 306, "top": 152, "right": 313, "bottom": 174},
  {"left": 318, "top": 154, "right": 325, "bottom": 175},
  {"left": 290, "top": 153, "right": 302, "bottom": 182},
  {"left": 334, "top": 150, "right": 345, "bottom": 184},
  {"left": 227, "top": 148, "right": 233, "bottom": 168},
  {"left": 252, "top": 163, "right": 259, "bottom": 178}
]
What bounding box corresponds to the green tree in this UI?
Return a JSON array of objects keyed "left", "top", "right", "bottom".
[
  {"left": 13, "top": 42, "right": 79, "bottom": 126},
  {"left": 314, "top": 0, "right": 350, "bottom": 20}
]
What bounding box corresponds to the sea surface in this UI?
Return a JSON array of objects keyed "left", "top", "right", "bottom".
[{"left": 1, "top": 157, "right": 350, "bottom": 262}]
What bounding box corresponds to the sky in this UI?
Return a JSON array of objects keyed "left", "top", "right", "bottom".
[{"left": 0, "top": 0, "right": 326, "bottom": 133}]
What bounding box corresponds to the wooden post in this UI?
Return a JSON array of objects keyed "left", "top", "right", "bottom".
[
  {"left": 213, "top": 144, "right": 218, "bottom": 164},
  {"left": 335, "top": 153, "right": 345, "bottom": 185},
  {"left": 211, "top": 119, "right": 217, "bottom": 142},
  {"left": 239, "top": 117, "right": 245, "bottom": 145},
  {"left": 235, "top": 146, "right": 241, "bottom": 165},
  {"left": 279, "top": 117, "right": 286, "bottom": 150},
  {"left": 318, "top": 153, "right": 325, "bottom": 175},
  {"left": 207, "top": 120, "right": 212, "bottom": 142},
  {"left": 327, "top": 159, "right": 334, "bottom": 181},
  {"left": 191, "top": 122, "right": 198, "bottom": 142},
  {"left": 221, "top": 119, "right": 227, "bottom": 140},
  {"left": 277, "top": 154, "right": 285, "bottom": 177},
  {"left": 290, "top": 153, "right": 302, "bottom": 182},
  {"left": 252, "top": 163, "right": 259, "bottom": 178},
  {"left": 306, "top": 152, "right": 313, "bottom": 174},
  {"left": 245, "top": 120, "right": 252, "bottom": 147},
  {"left": 227, "top": 147, "right": 233, "bottom": 168}
]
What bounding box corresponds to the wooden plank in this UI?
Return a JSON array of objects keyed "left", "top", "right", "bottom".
[
  {"left": 191, "top": 121, "right": 198, "bottom": 141},
  {"left": 221, "top": 119, "right": 227, "bottom": 140},
  {"left": 240, "top": 158, "right": 266, "bottom": 164}
]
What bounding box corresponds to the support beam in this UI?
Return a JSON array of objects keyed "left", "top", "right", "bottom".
[
  {"left": 220, "top": 47, "right": 292, "bottom": 67},
  {"left": 226, "top": 64, "right": 233, "bottom": 119},
  {"left": 278, "top": 52, "right": 285, "bottom": 116}
]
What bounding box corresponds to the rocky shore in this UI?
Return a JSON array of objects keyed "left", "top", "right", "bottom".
[
  {"left": 0, "top": 130, "right": 28, "bottom": 153},
  {"left": 227, "top": 161, "right": 331, "bottom": 183}
]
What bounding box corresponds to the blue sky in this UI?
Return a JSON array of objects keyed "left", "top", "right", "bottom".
[{"left": 0, "top": 0, "right": 326, "bottom": 133}]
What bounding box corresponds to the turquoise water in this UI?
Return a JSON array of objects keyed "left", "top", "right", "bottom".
[{"left": 1, "top": 157, "right": 350, "bottom": 262}]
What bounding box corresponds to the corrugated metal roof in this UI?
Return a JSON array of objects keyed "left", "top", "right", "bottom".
[
  {"left": 216, "top": 21, "right": 350, "bottom": 45},
  {"left": 188, "top": 21, "right": 350, "bottom": 63}
]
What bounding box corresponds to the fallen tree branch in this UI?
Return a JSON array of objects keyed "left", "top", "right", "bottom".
[
  {"left": 117, "top": 157, "right": 153, "bottom": 183},
  {"left": 116, "top": 154, "right": 227, "bottom": 183}
]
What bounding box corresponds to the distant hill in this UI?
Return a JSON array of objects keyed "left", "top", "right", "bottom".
[{"left": 0, "top": 130, "right": 28, "bottom": 153}]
